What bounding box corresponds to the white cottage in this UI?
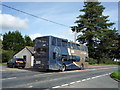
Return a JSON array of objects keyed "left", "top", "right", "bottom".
[{"left": 14, "top": 46, "right": 34, "bottom": 68}]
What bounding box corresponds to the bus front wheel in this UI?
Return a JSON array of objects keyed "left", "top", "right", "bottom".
[{"left": 61, "top": 64, "right": 66, "bottom": 72}]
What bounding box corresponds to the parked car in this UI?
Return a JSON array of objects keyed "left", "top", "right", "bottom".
[{"left": 7, "top": 58, "right": 26, "bottom": 68}]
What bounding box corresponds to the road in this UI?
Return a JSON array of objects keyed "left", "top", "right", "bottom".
[{"left": 1, "top": 66, "right": 119, "bottom": 89}]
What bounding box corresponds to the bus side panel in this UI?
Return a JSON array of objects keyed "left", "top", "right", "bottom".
[{"left": 48, "top": 37, "right": 59, "bottom": 70}]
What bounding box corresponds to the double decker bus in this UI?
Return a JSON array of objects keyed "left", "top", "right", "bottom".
[{"left": 34, "top": 36, "right": 89, "bottom": 71}]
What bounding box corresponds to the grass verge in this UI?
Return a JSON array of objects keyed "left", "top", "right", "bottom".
[
  {"left": 89, "top": 64, "right": 118, "bottom": 66},
  {"left": 0, "top": 62, "right": 7, "bottom": 66},
  {"left": 110, "top": 70, "right": 120, "bottom": 81}
]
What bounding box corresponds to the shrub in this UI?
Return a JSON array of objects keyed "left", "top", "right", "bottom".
[
  {"left": 111, "top": 70, "right": 120, "bottom": 80},
  {"left": 89, "top": 58, "right": 97, "bottom": 64},
  {"left": 2, "top": 50, "right": 15, "bottom": 62},
  {"left": 98, "top": 58, "right": 117, "bottom": 64}
]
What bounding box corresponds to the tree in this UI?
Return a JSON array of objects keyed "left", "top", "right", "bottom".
[
  {"left": 72, "top": 2, "right": 119, "bottom": 63},
  {"left": 2, "top": 31, "right": 25, "bottom": 53},
  {"left": 0, "top": 34, "right": 2, "bottom": 63},
  {"left": 2, "top": 50, "right": 15, "bottom": 62},
  {"left": 24, "top": 35, "right": 34, "bottom": 47}
]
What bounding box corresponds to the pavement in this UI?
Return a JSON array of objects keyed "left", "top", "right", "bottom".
[{"left": 1, "top": 65, "right": 119, "bottom": 89}]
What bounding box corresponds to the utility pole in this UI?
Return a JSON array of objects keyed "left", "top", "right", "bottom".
[
  {"left": 71, "top": 26, "right": 78, "bottom": 42},
  {"left": 74, "top": 26, "right": 77, "bottom": 42}
]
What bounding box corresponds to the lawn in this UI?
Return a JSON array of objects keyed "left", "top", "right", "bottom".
[
  {"left": 89, "top": 64, "right": 118, "bottom": 66},
  {"left": 111, "top": 70, "right": 120, "bottom": 80},
  {"left": 0, "top": 62, "right": 7, "bottom": 66}
]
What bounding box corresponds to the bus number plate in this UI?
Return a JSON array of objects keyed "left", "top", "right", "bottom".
[{"left": 36, "top": 61, "right": 41, "bottom": 64}]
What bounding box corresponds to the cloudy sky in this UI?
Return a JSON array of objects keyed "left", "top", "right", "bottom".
[{"left": 0, "top": 1, "right": 119, "bottom": 41}]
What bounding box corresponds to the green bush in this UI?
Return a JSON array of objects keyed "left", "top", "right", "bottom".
[
  {"left": 111, "top": 70, "right": 120, "bottom": 80},
  {"left": 99, "top": 58, "right": 117, "bottom": 64},
  {"left": 2, "top": 50, "right": 15, "bottom": 62},
  {"left": 89, "top": 58, "right": 97, "bottom": 64}
]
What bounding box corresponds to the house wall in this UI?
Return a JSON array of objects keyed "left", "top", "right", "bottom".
[{"left": 14, "top": 48, "right": 33, "bottom": 68}]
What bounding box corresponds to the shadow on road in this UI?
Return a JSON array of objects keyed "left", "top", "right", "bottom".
[{"left": 23, "top": 68, "right": 83, "bottom": 73}]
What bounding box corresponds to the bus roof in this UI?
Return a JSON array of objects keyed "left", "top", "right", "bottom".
[
  {"left": 35, "top": 35, "right": 68, "bottom": 41},
  {"left": 35, "top": 35, "right": 87, "bottom": 46},
  {"left": 68, "top": 41, "right": 87, "bottom": 46}
]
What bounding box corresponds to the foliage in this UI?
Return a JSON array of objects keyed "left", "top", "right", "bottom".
[
  {"left": 98, "top": 58, "right": 117, "bottom": 64},
  {"left": 0, "top": 34, "right": 2, "bottom": 63},
  {"left": 111, "top": 70, "right": 120, "bottom": 80},
  {"left": 2, "top": 31, "right": 25, "bottom": 53},
  {"left": 2, "top": 50, "right": 15, "bottom": 62},
  {"left": 24, "top": 35, "right": 34, "bottom": 47},
  {"left": 2, "top": 31, "right": 34, "bottom": 62},
  {"left": 72, "top": 2, "right": 119, "bottom": 63},
  {"left": 89, "top": 58, "right": 97, "bottom": 64},
  {"left": 2, "top": 31, "right": 34, "bottom": 53}
]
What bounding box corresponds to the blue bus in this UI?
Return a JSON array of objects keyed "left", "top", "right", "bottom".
[{"left": 34, "top": 36, "right": 89, "bottom": 71}]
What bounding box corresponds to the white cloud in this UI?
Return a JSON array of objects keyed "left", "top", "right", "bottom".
[
  {"left": 61, "top": 29, "right": 74, "bottom": 40},
  {"left": 0, "top": 10, "right": 1, "bottom": 14},
  {"left": 0, "top": 14, "right": 29, "bottom": 30},
  {"left": 29, "top": 33, "right": 43, "bottom": 40},
  {"left": 59, "top": 29, "right": 83, "bottom": 41}
]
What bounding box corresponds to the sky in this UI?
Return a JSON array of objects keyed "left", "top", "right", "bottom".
[{"left": 0, "top": 1, "right": 119, "bottom": 41}]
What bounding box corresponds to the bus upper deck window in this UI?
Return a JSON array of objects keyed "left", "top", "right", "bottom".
[
  {"left": 73, "top": 43, "right": 78, "bottom": 49},
  {"left": 76, "top": 44, "right": 80, "bottom": 50},
  {"left": 38, "top": 38, "right": 47, "bottom": 43},
  {"left": 57, "top": 39, "right": 61, "bottom": 46},
  {"left": 68, "top": 42, "right": 70, "bottom": 48},
  {"left": 52, "top": 37, "right": 56, "bottom": 46},
  {"left": 62, "top": 41, "right": 67, "bottom": 47}
]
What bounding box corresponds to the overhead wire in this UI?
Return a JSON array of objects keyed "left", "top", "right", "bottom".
[{"left": 0, "top": 3, "right": 70, "bottom": 28}]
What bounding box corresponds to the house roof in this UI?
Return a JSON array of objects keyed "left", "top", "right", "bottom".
[{"left": 26, "top": 46, "right": 34, "bottom": 54}]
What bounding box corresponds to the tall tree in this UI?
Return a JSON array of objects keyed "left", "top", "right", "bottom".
[
  {"left": 72, "top": 2, "right": 119, "bottom": 63},
  {"left": 24, "top": 35, "right": 34, "bottom": 47},
  {"left": 0, "top": 34, "right": 2, "bottom": 63},
  {"left": 2, "top": 31, "right": 25, "bottom": 53}
]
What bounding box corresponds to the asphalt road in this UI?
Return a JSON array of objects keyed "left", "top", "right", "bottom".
[{"left": 1, "top": 66, "right": 119, "bottom": 89}]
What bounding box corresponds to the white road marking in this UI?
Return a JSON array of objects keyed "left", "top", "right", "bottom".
[
  {"left": 91, "top": 76, "right": 97, "bottom": 79},
  {"left": 2, "top": 77, "right": 16, "bottom": 80},
  {"left": 70, "top": 82, "right": 75, "bottom": 84},
  {"left": 34, "top": 73, "right": 53, "bottom": 76},
  {"left": 76, "top": 80, "right": 81, "bottom": 83},
  {"left": 96, "top": 75, "right": 101, "bottom": 78},
  {"left": 48, "top": 73, "right": 112, "bottom": 88},
  {"left": 52, "top": 86, "right": 60, "bottom": 88},
  {"left": 105, "top": 74, "right": 109, "bottom": 75},
  {"left": 82, "top": 79, "right": 87, "bottom": 81},
  {"left": 86, "top": 78, "right": 91, "bottom": 80},
  {"left": 61, "top": 84, "right": 69, "bottom": 87}
]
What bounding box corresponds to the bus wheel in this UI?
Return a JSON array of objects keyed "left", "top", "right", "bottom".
[
  {"left": 80, "top": 64, "right": 84, "bottom": 70},
  {"left": 61, "top": 64, "right": 66, "bottom": 72}
]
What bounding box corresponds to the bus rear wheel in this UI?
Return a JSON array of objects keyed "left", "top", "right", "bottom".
[{"left": 61, "top": 64, "right": 66, "bottom": 72}]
